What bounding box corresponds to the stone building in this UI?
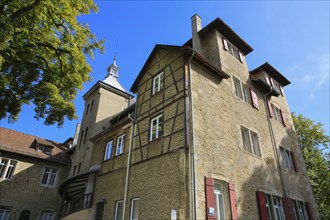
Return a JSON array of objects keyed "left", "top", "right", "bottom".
[
  {"left": 0, "top": 127, "right": 71, "bottom": 220},
  {"left": 59, "top": 15, "right": 317, "bottom": 220}
]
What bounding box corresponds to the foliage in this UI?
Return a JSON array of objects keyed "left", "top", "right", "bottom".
[
  {"left": 292, "top": 113, "right": 330, "bottom": 220},
  {"left": 0, "top": 0, "right": 103, "bottom": 126}
]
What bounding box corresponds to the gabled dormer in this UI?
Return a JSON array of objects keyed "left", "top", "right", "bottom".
[{"left": 249, "top": 62, "right": 290, "bottom": 96}]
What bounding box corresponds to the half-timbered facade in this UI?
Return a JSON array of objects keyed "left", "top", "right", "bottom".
[{"left": 58, "top": 15, "right": 318, "bottom": 220}]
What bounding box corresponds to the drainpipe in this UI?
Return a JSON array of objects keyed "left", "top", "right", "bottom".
[
  {"left": 263, "top": 88, "right": 287, "bottom": 197},
  {"left": 187, "top": 52, "right": 197, "bottom": 220},
  {"left": 122, "top": 101, "right": 137, "bottom": 220}
]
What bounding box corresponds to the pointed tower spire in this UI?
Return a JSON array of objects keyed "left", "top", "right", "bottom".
[{"left": 103, "top": 54, "right": 126, "bottom": 92}]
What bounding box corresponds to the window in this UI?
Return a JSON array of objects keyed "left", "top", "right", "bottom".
[
  {"left": 114, "top": 200, "right": 123, "bottom": 220},
  {"left": 280, "top": 147, "right": 296, "bottom": 171},
  {"left": 233, "top": 77, "right": 242, "bottom": 99},
  {"left": 150, "top": 115, "right": 163, "bottom": 141},
  {"left": 233, "top": 77, "right": 255, "bottom": 106},
  {"left": 0, "top": 208, "right": 10, "bottom": 220},
  {"left": 19, "top": 210, "right": 31, "bottom": 220},
  {"left": 152, "top": 71, "right": 164, "bottom": 95},
  {"left": 90, "top": 100, "right": 94, "bottom": 112},
  {"left": 296, "top": 201, "right": 309, "bottom": 220},
  {"left": 85, "top": 103, "right": 90, "bottom": 115},
  {"left": 251, "top": 132, "right": 261, "bottom": 156},
  {"left": 39, "top": 210, "right": 54, "bottom": 220},
  {"left": 264, "top": 194, "right": 284, "bottom": 220},
  {"left": 223, "top": 38, "right": 244, "bottom": 62},
  {"left": 104, "top": 140, "right": 113, "bottom": 160},
  {"left": 77, "top": 163, "right": 81, "bottom": 174},
  {"left": 37, "top": 146, "right": 52, "bottom": 155},
  {"left": 130, "top": 198, "right": 140, "bottom": 220},
  {"left": 79, "top": 130, "right": 84, "bottom": 147},
  {"left": 269, "top": 103, "right": 285, "bottom": 126},
  {"left": 214, "top": 183, "right": 226, "bottom": 220},
  {"left": 265, "top": 194, "right": 272, "bottom": 220},
  {"left": 72, "top": 165, "right": 77, "bottom": 176},
  {"left": 41, "top": 167, "right": 57, "bottom": 187},
  {"left": 116, "top": 135, "right": 125, "bottom": 156},
  {"left": 242, "top": 84, "right": 251, "bottom": 104},
  {"left": 273, "top": 197, "right": 283, "bottom": 220},
  {"left": 83, "top": 127, "right": 89, "bottom": 145},
  {"left": 240, "top": 127, "right": 261, "bottom": 156},
  {"left": 0, "top": 158, "right": 17, "bottom": 180}
]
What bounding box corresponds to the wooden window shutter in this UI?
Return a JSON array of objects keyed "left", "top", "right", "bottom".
[
  {"left": 256, "top": 191, "right": 268, "bottom": 220},
  {"left": 269, "top": 77, "right": 274, "bottom": 87},
  {"left": 267, "top": 100, "right": 274, "bottom": 117},
  {"left": 250, "top": 88, "right": 259, "bottom": 109},
  {"left": 282, "top": 197, "right": 295, "bottom": 220},
  {"left": 291, "top": 152, "right": 298, "bottom": 172},
  {"left": 305, "top": 202, "right": 314, "bottom": 220},
  {"left": 205, "top": 177, "right": 216, "bottom": 220},
  {"left": 280, "top": 109, "right": 286, "bottom": 126},
  {"left": 228, "top": 181, "right": 238, "bottom": 220},
  {"left": 223, "top": 38, "right": 229, "bottom": 51},
  {"left": 280, "top": 86, "right": 284, "bottom": 96},
  {"left": 238, "top": 52, "right": 244, "bottom": 63}
]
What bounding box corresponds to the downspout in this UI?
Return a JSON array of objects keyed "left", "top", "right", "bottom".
[
  {"left": 122, "top": 101, "right": 137, "bottom": 220},
  {"left": 263, "top": 88, "right": 287, "bottom": 197},
  {"left": 188, "top": 52, "right": 197, "bottom": 220}
]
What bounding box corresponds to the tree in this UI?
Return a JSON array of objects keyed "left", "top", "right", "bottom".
[
  {"left": 292, "top": 113, "right": 330, "bottom": 220},
  {"left": 0, "top": 0, "right": 103, "bottom": 126}
]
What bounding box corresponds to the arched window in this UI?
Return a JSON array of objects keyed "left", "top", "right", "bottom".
[
  {"left": 19, "top": 210, "right": 31, "bottom": 220},
  {"left": 39, "top": 210, "right": 54, "bottom": 220}
]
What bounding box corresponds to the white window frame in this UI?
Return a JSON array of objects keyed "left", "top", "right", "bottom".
[
  {"left": 214, "top": 183, "right": 226, "bottom": 220},
  {"left": 233, "top": 77, "right": 243, "bottom": 99},
  {"left": 40, "top": 167, "right": 58, "bottom": 187},
  {"left": 280, "top": 147, "right": 294, "bottom": 170},
  {"left": 0, "top": 158, "right": 17, "bottom": 180},
  {"left": 150, "top": 115, "right": 163, "bottom": 141},
  {"left": 0, "top": 208, "right": 11, "bottom": 220},
  {"left": 250, "top": 131, "right": 261, "bottom": 156},
  {"left": 130, "top": 198, "right": 140, "bottom": 220},
  {"left": 240, "top": 127, "right": 261, "bottom": 157},
  {"left": 114, "top": 200, "right": 123, "bottom": 220},
  {"left": 116, "top": 135, "right": 125, "bottom": 156},
  {"left": 265, "top": 194, "right": 273, "bottom": 220},
  {"left": 273, "top": 196, "right": 283, "bottom": 220},
  {"left": 152, "top": 71, "right": 164, "bottom": 95},
  {"left": 39, "top": 210, "right": 54, "bottom": 220},
  {"left": 104, "top": 140, "right": 113, "bottom": 160},
  {"left": 242, "top": 84, "right": 251, "bottom": 104}
]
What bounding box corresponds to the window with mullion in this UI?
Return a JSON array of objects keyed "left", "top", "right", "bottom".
[
  {"left": 150, "top": 115, "right": 163, "bottom": 141},
  {"left": 116, "top": 135, "right": 125, "bottom": 156},
  {"left": 104, "top": 140, "right": 113, "bottom": 160},
  {"left": 41, "top": 167, "right": 57, "bottom": 187},
  {"left": 152, "top": 71, "right": 164, "bottom": 95},
  {"left": 241, "top": 127, "right": 252, "bottom": 153}
]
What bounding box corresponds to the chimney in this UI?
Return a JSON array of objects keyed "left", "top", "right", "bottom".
[{"left": 191, "top": 14, "right": 202, "bottom": 53}]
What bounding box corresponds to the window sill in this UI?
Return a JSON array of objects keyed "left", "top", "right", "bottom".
[{"left": 148, "top": 136, "right": 162, "bottom": 144}]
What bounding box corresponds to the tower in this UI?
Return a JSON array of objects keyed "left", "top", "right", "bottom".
[{"left": 70, "top": 56, "right": 133, "bottom": 176}]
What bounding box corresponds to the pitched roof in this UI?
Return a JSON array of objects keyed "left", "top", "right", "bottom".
[
  {"left": 183, "top": 17, "right": 253, "bottom": 55},
  {"left": 130, "top": 44, "right": 230, "bottom": 93},
  {"left": 249, "top": 62, "right": 291, "bottom": 86},
  {"left": 0, "top": 127, "right": 71, "bottom": 165}
]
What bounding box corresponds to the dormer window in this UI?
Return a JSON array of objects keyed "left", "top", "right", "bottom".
[
  {"left": 37, "top": 145, "right": 52, "bottom": 155},
  {"left": 223, "top": 38, "right": 244, "bottom": 63}
]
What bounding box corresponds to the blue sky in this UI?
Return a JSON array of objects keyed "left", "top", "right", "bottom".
[{"left": 1, "top": 1, "right": 329, "bottom": 143}]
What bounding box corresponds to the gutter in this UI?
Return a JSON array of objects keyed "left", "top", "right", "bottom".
[
  {"left": 263, "top": 88, "right": 287, "bottom": 197},
  {"left": 122, "top": 99, "right": 137, "bottom": 219},
  {"left": 188, "top": 52, "right": 197, "bottom": 220}
]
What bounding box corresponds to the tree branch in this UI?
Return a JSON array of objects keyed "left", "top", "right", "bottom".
[{"left": 9, "top": 0, "right": 41, "bottom": 21}]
